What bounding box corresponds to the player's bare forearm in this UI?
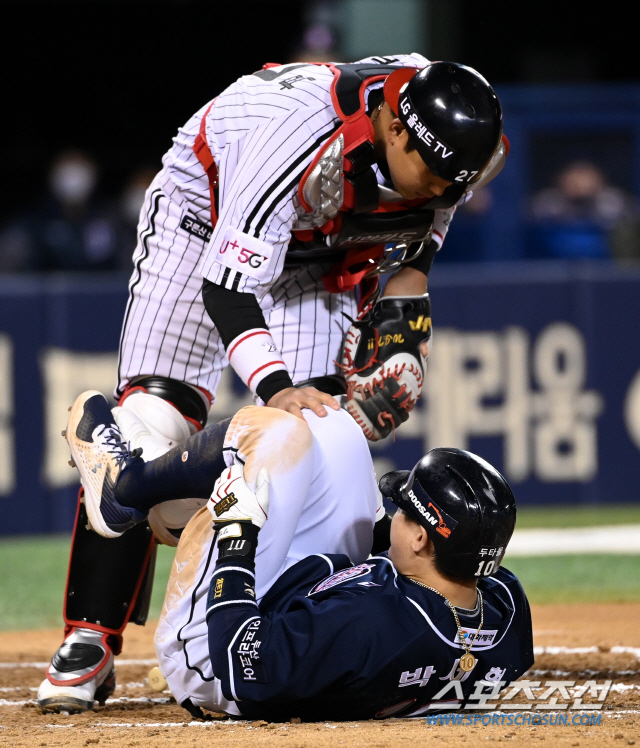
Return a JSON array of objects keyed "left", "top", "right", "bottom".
[
  {"left": 267, "top": 386, "right": 340, "bottom": 420},
  {"left": 383, "top": 266, "right": 428, "bottom": 297}
]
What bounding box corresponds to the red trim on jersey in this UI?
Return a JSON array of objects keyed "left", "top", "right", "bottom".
[
  {"left": 247, "top": 360, "right": 287, "bottom": 389},
  {"left": 227, "top": 329, "right": 271, "bottom": 360},
  {"left": 192, "top": 99, "right": 219, "bottom": 228}
]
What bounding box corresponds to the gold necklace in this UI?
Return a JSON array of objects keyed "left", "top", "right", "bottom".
[{"left": 409, "top": 579, "right": 484, "bottom": 672}]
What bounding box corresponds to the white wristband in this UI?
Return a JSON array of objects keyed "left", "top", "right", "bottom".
[{"left": 226, "top": 328, "right": 289, "bottom": 394}]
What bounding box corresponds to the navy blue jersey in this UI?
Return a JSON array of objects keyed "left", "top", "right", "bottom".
[{"left": 206, "top": 553, "right": 533, "bottom": 721}]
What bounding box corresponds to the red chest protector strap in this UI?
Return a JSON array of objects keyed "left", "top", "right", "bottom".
[
  {"left": 297, "top": 63, "right": 407, "bottom": 215},
  {"left": 191, "top": 64, "right": 420, "bottom": 312},
  {"left": 296, "top": 63, "right": 420, "bottom": 309},
  {"left": 192, "top": 100, "right": 219, "bottom": 227}
]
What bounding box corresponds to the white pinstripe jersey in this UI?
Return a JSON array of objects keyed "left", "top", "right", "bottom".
[
  {"left": 162, "top": 52, "right": 458, "bottom": 302},
  {"left": 117, "top": 54, "right": 461, "bottom": 400}
]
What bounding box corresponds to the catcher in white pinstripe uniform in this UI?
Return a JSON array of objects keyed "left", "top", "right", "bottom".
[{"left": 38, "top": 54, "right": 509, "bottom": 713}]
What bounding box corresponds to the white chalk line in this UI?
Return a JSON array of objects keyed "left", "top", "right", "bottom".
[
  {"left": 0, "top": 682, "right": 150, "bottom": 694},
  {"left": 534, "top": 646, "right": 599, "bottom": 655},
  {"left": 1, "top": 682, "right": 638, "bottom": 708},
  {"left": 0, "top": 695, "right": 171, "bottom": 708},
  {"left": 0, "top": 714, "right": 638, "bottom": 729},
  {"left": 0, "top": 712, "right": 638, "bottom": 729},
  {"left": 532, "top": 646, "right": 640, "bottom": 659},
  {"left": 506, "top": 524, "right": 640, "bottom": 556}
]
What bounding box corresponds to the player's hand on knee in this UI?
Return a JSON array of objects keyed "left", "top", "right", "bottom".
[
  {"left": 267, "top": 386, "right": 340, "bottom": 420},
  {"left": 208, "top": 464, "right": 270, "bottom": 530}
]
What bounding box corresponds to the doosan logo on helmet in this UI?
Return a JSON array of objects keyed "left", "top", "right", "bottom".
[
  {"left": 407, "top": 489, "right": 454, "bottom": 538},
  {"left": 407, "top": 489, "right": 438, "bottom": 526}
]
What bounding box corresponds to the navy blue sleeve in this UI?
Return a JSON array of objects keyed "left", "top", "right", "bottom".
[
  {"left": 206, "top": 557, "right": 261, "bottom": 682},
  {"left": 210, "top": 592, "right": 403, "bottom": 704},
  {"left": 207, "top": 554, "right": 404, "bottom": 705},
  {"left": 497, "top": 566, "right": 535, "bottom": 673}
]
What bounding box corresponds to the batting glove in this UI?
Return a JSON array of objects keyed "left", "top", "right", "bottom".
[{"left": 208, "top": 464, "right": 270, "bottom": 529}]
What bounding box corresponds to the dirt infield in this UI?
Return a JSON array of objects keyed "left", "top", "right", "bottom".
[{"left": 1, "top": 604, "right": 639, "bottom": 747}]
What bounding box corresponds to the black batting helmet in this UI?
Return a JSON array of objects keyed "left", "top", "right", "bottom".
[
  {"left": 379, "top": 448, "right": 516, "bottom": 580},
  {"left": 383, "top": 62, "right": 503, "bottom": 184}
]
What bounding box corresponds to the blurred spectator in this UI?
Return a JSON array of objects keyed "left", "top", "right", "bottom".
[
  {"left": 528, "top": 160, "right": 638, "bottom": 260},
  {"left": 0, "top": 151, "right": 121, "bottom": 272},
  {"left": 117, "top": 167, "right": 156, "bottom": 270},
  {"left": 288, "top": 0, "right": 340, "bottom": 63}
]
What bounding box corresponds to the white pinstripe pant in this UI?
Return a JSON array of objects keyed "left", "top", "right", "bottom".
[
  {"left": 155, "top": 406, "right": 378, "bottom": 713},
  {"left": 116, "top": 171, "right": 357, "bottom": 402}
]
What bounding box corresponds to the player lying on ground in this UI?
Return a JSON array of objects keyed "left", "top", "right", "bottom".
[
  {"left": 40, "top": 54, "right": 510, "bottom": 712},
  {"left": 40, "top": 391, "right": 533, "bottom": 720}
]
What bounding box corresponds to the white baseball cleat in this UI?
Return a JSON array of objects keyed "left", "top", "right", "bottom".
[
  {"left": 66, "top": 390, "right": 146, "bottom": 538},
  {"left": 37, "top": 628, "right": 116, "bottom": 713}
]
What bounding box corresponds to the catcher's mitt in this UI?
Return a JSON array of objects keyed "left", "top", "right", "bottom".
[{"left": 340, "top": 294, "right": 432, "bottom": 441}]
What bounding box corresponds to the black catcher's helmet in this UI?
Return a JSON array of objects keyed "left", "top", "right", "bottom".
[
  {"left": 383, "top": 62, "right": 503, "bottom": 184},
  {"left": 379, "top": 448, "right": 516, "bottom": 580}
]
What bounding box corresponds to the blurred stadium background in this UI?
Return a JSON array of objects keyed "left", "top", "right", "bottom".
[{"left": 2, "top": 0, "right": 640, "bottom": 629}]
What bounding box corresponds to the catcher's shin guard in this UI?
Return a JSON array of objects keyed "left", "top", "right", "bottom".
[
  {"left": 38, "top": 493, "right": 155, "bottom": 712},
  {"left": 64, "top": 496, "right": 157, "bottom": 642},
  {"left": 38, "top": 627, "right": 117, "bottom": 713}
]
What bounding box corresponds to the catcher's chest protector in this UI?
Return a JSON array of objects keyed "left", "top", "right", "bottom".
[{"left": 291, "top": 63, "right": 440, "bottom": 263}]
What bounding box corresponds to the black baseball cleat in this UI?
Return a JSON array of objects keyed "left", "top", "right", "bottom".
[
  {"left": 66, "top": 390, "right": 146, "bottom": 538},
  {"left": 37, "top": 628, "right": 116, "bottom": 713}
]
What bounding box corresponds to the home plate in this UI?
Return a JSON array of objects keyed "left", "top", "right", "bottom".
[{"left": 505, "top": 524, "right": 640, "bottom": 556}]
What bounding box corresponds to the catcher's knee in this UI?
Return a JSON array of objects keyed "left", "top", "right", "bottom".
[
  {"left": 115, "top": 377, "right": 212, "bottom": 546},
  {"left": 120, "top": 376, "right": 211, "bottom": 433},
  {"left": 115, "top": 377, "right": 212, "bottom": 460}
]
